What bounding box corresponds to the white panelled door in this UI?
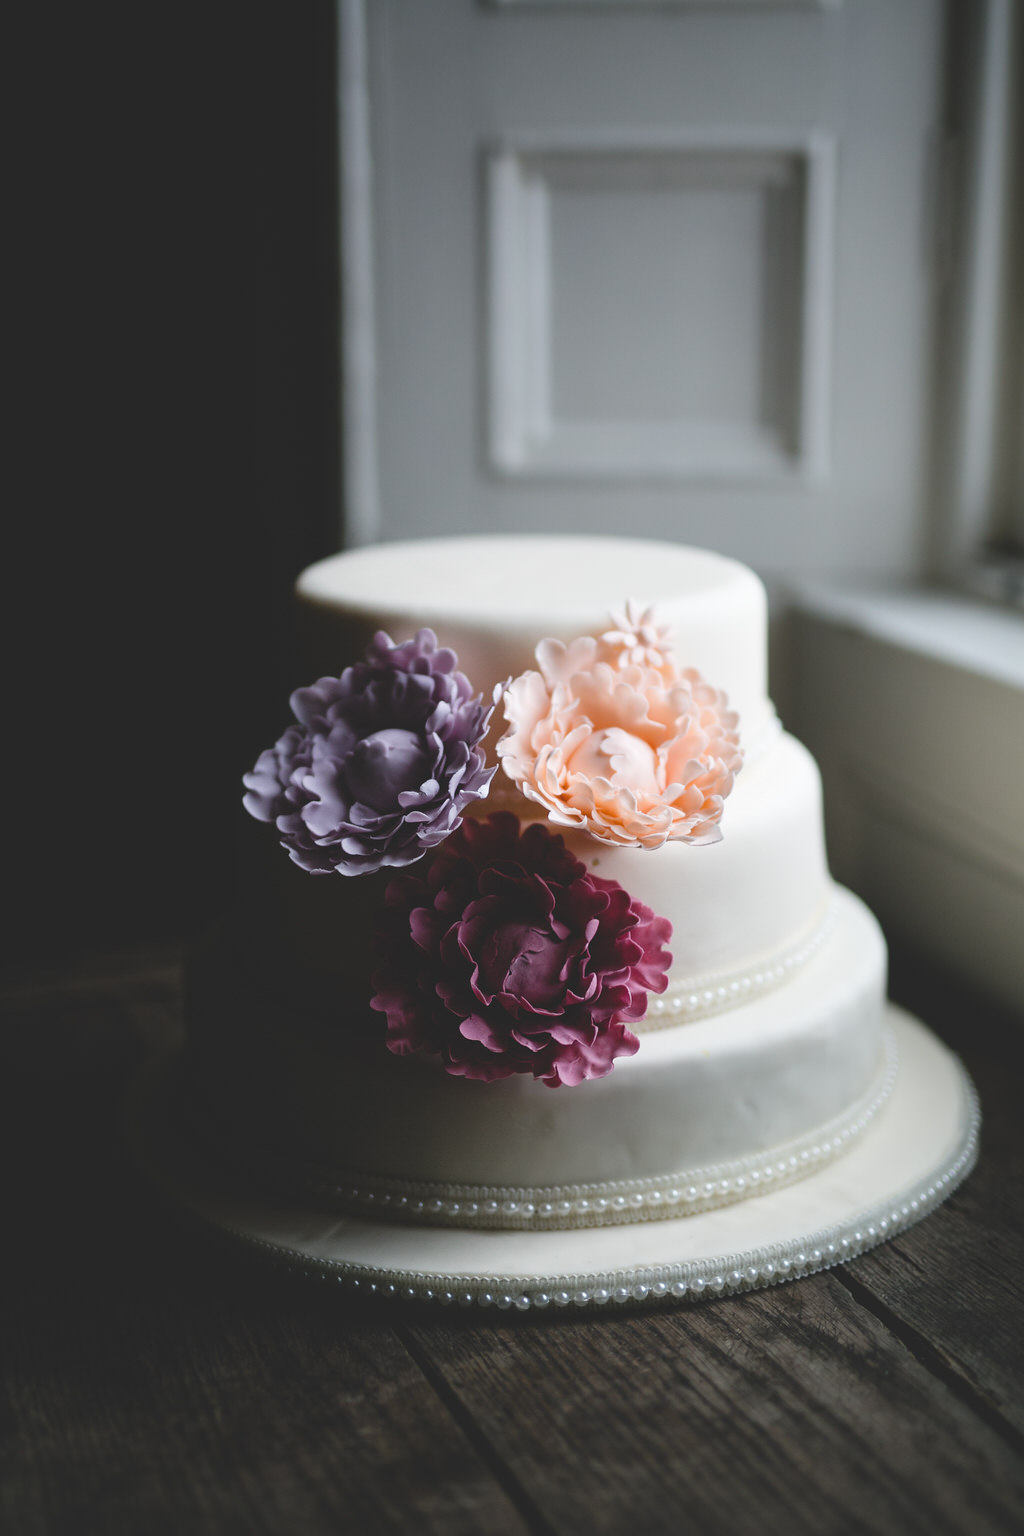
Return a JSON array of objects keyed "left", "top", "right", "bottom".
[{"left": 342, "top": 0, "right": 948, "bottom": 591}]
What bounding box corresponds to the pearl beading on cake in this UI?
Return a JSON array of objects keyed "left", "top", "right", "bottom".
[
  {"left": 222, "top": 1070, "right": 979, "bottom": 1312},
  {"left": 229, "top": 1026, "right": 899, "bottom": 1234},
  {"left": 640, "top": 896, "right": 837, "bottom": 1032}
]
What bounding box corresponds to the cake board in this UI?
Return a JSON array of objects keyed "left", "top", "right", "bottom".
[{"left": 126, "top": 1006, "right": 979, "bottom": 1313}]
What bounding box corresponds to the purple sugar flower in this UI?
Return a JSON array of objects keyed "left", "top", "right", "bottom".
[
  {"left": 370, "top": 812, "right": 672, "bottom": 1087},
  {"left": 243, "top": 630, "right": 500, "bottom": 876}
]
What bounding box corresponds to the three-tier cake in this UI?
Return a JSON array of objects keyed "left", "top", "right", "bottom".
[{"left": 144, "top": 536, "right": 978, "bottom": 1309}]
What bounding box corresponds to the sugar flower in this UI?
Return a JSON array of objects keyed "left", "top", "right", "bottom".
[
  {"left": 600, "top": 599, "right": 676, "bottom": 670},
  {"left": 497, "top": 606, "right": 743, "bottom": 849},
  {"left": 370, "top": 812, "right": 672, "bottom": 1087},
  {"left": 243, "top": 630, "right": 499, "bottom": 876}
]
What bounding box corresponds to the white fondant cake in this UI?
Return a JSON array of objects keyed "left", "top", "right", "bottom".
[{"left": 187, "top": 535, "right": 893, "bottom": 1235}]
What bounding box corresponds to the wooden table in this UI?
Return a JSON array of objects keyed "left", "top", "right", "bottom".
[{"left": 3, "top": 945, "right": 1022, "bottom": 1535}]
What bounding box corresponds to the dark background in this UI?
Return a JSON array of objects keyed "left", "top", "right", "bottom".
[{"left": 10, "top": 3, "right": 340, "bottom": 962}]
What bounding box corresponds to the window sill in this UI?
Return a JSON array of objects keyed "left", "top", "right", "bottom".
[{"left": 790, "top": 583, "right": 1024, "bottom": 1015}]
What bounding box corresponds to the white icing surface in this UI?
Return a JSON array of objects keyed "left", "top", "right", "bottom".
[
  {"left": 189, "top": 886, "right": 886, "bottom": 1201},
  {"left": 295, "top": 535, "right": 773, "bottom": 744}
]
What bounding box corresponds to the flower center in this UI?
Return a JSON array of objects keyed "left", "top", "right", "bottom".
[
  {"left": 567, "top": 727, "right": 658, "bottom": 794},
  {"left": 482, "top": 919, "right": 571, "bottom": 1011},
  {"left": 345, "top": 727, "right": 431, "bottom": 811}
]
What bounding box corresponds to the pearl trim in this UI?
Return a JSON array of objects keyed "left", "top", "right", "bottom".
[
  {"left": 640, "top": 895, "right": 837, "bottom": 1032},
  {"left": 210, "top": 1062, "right": 979, "bottom": 1312},
  {"left": 201, "top": 1026, "right": 899, "bottom": 1233}
]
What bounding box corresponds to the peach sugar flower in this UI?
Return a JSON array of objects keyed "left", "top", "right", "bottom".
[{"left": 497, "top": 602, "right": 743, "bottom": 850}]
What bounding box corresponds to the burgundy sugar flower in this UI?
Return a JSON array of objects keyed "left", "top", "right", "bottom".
[
  {"left": 370, "top": 812, "right": 672, "bottom": 1087},
  {"left": 243, "top": 630, "right": 499, "bottom": 876}
]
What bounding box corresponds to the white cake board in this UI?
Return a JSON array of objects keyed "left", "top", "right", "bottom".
[{"left": 126, "top": 1007, "right": 978, "bottom": 1313}]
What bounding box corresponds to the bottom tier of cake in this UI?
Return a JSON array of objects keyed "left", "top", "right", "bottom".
[
  {"left": 131, "top": 1006, "right": 977, "bottom": 1309},
  {"left": 185, "top": 884, "right": 890, "bottom": 1232}
]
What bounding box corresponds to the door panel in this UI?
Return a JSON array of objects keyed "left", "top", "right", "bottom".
[{"left": 348, "top": 0, "right": 946, "bottom": 586}]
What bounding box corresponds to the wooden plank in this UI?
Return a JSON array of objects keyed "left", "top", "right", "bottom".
[
  {"left": 1, "top": 945, "right": 183, "bottom": 1006},
  {"left": 2, "top": 1291, "right": 531, "bottom": 1536},
  {"left": 1, "top": 982, "right": 530, "bottom": 1536},
  {"left": 831, "top": 952, "right": 1024, "bottom": 1436},
  {"left": 403, "top": 1270, "right": 1024, "bottom": 1536},
  {"left": 834, "top": 1032, "right": 1024, "bottom": 1438}
]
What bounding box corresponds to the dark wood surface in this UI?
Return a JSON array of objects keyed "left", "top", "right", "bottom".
[{"left": 2, "top": 947, "right": 1022, "bottom": 1536}]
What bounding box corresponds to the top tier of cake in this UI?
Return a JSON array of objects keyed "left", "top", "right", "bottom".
[{"left": 296, "top": 535, "right": 773, "bottom": 747}]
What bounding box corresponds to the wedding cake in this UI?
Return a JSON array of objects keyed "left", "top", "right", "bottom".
[{"left": 184, "top": 534, "right": 904, "bottom": 1244}]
